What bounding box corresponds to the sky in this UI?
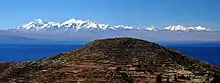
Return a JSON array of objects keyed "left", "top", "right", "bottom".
[{"left": 0, "top": 0, "right": 220, "bottom": 30}]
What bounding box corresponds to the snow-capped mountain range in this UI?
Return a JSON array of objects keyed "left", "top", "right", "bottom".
[
  {"left": 16, "top": 18, "right": 215, "bottom": 32},
  {"left": 164, "top": 25, "right": 213, "bottom": 32}
]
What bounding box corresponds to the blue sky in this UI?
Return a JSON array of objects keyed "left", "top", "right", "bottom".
[{"left": 0, "top": 0, "right": 220, "bottom": 30}]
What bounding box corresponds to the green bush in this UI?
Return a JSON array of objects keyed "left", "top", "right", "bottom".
[{"left": 69, "top": 54, "right": 75, "bottom": 56}]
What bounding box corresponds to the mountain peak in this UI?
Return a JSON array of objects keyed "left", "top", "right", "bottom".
[
  {"left": 34, "top": 19, "right": 44, "bottom": 24},
  {"left": 146, "top": 26, "right": 157, "bottom": 31},
  {"left": 164, "top": 25, "right": 213, "bottom": 31},
  {"left": 64, "top": 18, "right": 85, "bottom": 24},
  {"left": 60, "top": 18, "right": 87, "bottom": 27}
]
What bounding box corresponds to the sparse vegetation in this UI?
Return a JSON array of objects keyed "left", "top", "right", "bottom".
[
  {"left": 69, "top": 54, "right": 75, "bottom": 56},
  {"left": 119, "top": 72, "right": 134, "bottom": 83}
]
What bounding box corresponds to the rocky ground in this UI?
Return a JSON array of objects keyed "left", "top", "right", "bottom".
[{"left": 0, "top": 37, "right": 219, "bottom": 83}]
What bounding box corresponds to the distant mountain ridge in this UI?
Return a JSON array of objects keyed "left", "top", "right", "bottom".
[
  {"left": 1, "top": 18, "right": 219, "bottom": 42},
  {"left": 15, "top": 18, "right": 215, "bottom": 32}
]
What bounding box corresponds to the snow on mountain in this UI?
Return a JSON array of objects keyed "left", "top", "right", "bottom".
[
  {"left": 17, "top": 18, "right": 133, "bottom": 32},
  {"left": 16, "top": 18, "right": 215, "bottom": 32},
  {"left": 19, "top": 19, "right": 45, "bottom": 30},
  {"left": 163, "top": 25, "right": 213, "bottom": 32},
  {"left": 114, "top": 25, "right": 133, "bottom": 30},
  {"left": 145, "top": 26, "right": 157, "bottom": 31}
]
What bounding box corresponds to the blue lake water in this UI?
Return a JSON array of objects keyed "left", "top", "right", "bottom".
[
  {"left": 0, "top": 42, "right": 219, "bottom": 66},
  {"left": 0, "top": 44, "right": 82, "bottom": 62},
  {"left": 159, "top": 42, "right": 220, "bottom": 66}
]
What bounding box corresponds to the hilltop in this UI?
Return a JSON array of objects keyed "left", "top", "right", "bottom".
[{"left": 0, "top": 37, "right": 219, "bottom": 83}]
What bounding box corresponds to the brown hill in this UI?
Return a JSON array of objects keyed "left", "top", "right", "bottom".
[{"left": 0, "top": 37, "right": 217, "bottom": 83}]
